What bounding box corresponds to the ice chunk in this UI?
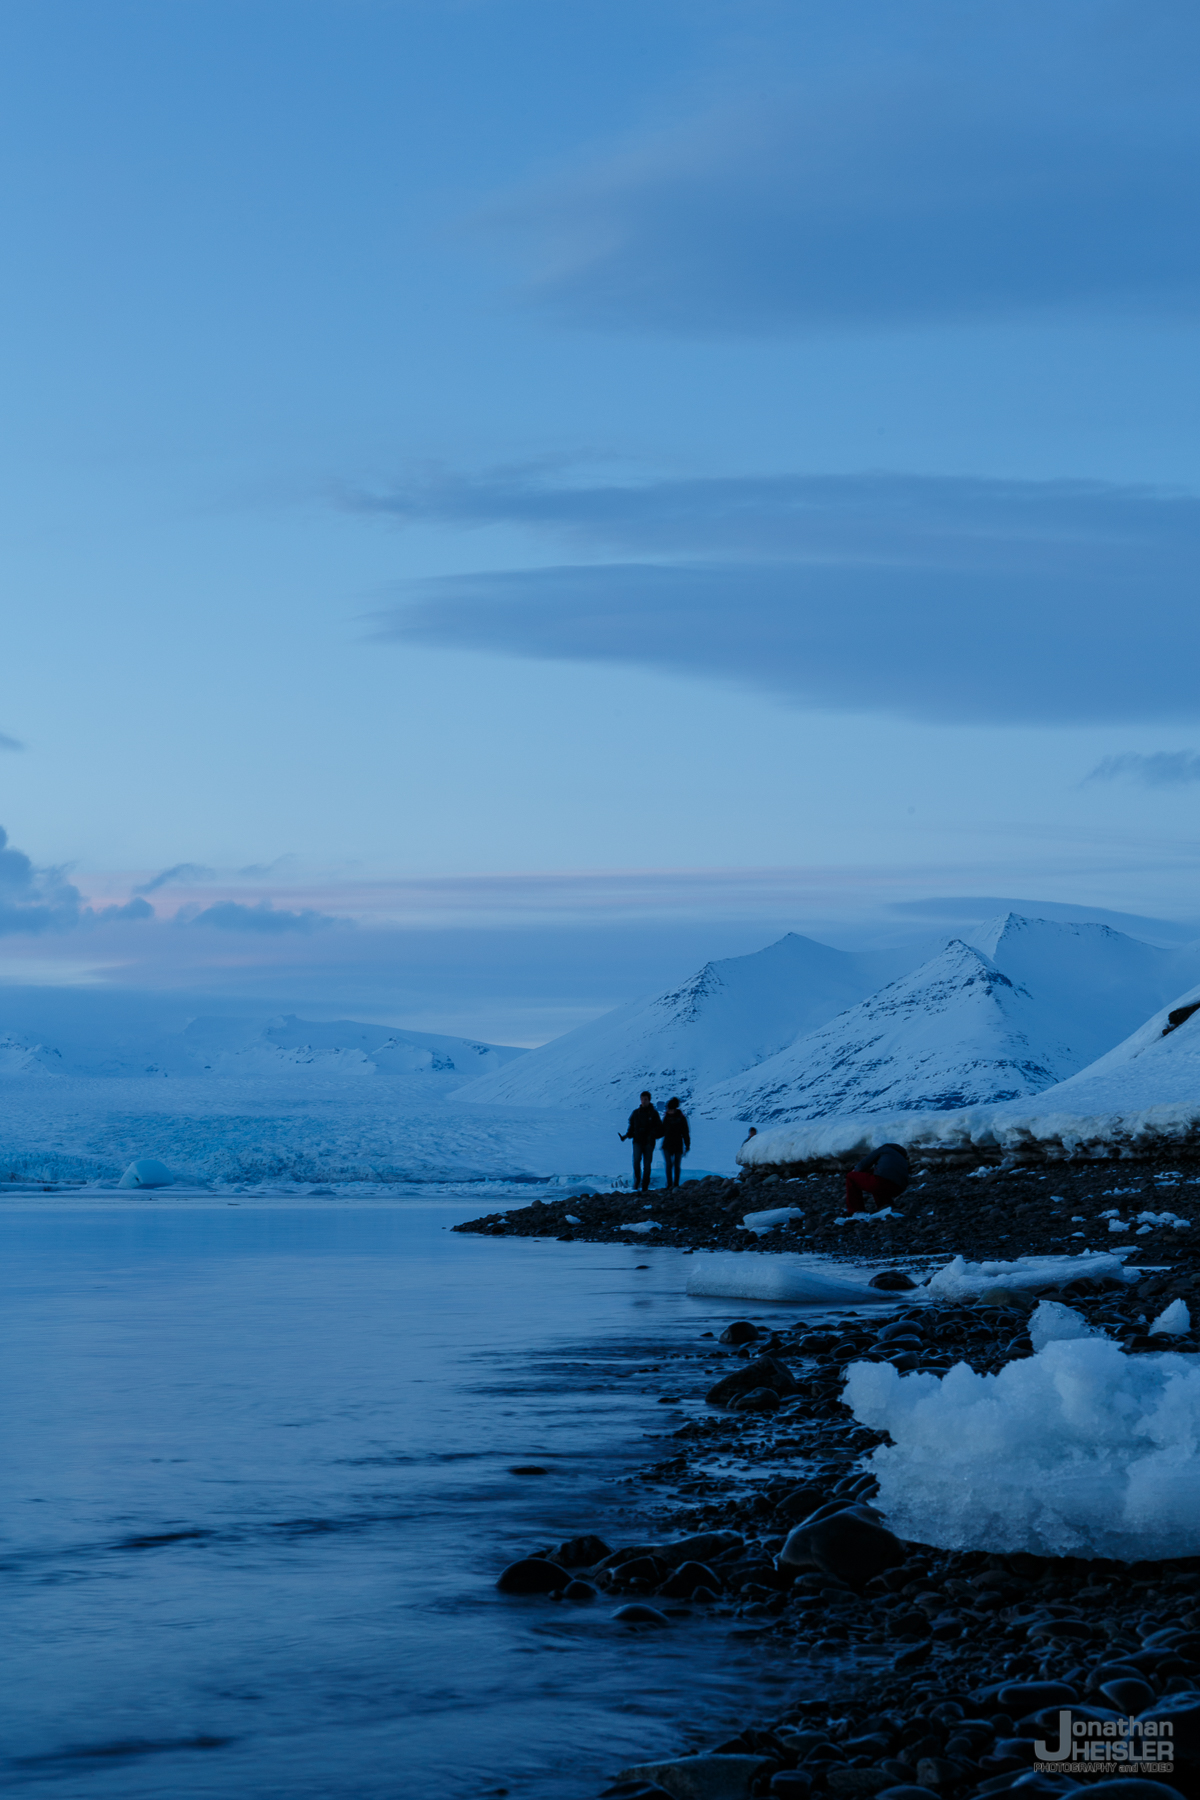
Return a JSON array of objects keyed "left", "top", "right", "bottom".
[
  {"left": 1150, "top": 1298, "right": 1191, "bottom": 1336},
  {"left": 624, "top": 1220, "right": 660, "bottom": 1232},
  {"left": 1028, "top": 1300, "right": 1109, "bottom": 1353},
  {"left": 117, "top": 1158, "right": 176, "bottom": 1189},
  {"left": 924, "top": 1250, "right": 1130, "bottom": 1298},
  {"left": 685, "top": 1253, "right": 892, "bottom": 1305},
  {"left": 741, "top": 1206, "right": 804, "bottom": 1235},
  {"left": 843, "top": 1334, "right": 1200, "bottom": 1559}
]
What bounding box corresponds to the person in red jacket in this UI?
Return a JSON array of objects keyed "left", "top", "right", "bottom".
[
  {"left": 620, "top": 1092, "right": 662, "bottom": 1192},
  {"left": 844, "top": 1142, "right": 911, "bottom": 1215}
]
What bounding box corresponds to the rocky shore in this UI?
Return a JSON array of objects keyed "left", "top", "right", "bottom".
[
  {"left": 470, "top": 1165, "right": 1200, "bottom": 1800},
  {"left": 454, "top": 1156, "right": 1200, "bottom": 1266}
]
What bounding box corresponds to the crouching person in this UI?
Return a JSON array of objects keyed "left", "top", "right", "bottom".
[{"left": 845, "top": 1142, "right": 910, "bottom": 1215}]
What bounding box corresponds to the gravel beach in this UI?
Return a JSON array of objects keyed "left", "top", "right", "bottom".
[{"left": 462, "top": 1160, "right": 1200, "bottom": 1800}]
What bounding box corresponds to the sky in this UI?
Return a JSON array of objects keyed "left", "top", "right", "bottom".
[{"left": 2, "top": 0, "right": 1200, "bottom": 1042}]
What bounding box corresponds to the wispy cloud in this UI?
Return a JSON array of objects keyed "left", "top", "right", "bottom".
[
  {"left": 369, "top": 468, "right": 1200, "bottom": 727},
  {"left": 134, "top": 862, "right": 216, "bottom": 896},
  {"left": 185, "top": 900, "right": 340, "bottom": 935},
  {"left": 1086, "top": 751, "right": 1200, "bottom": 787},
  {"left": 481, "top": 1, "right": 1200, "bottom": 336}
]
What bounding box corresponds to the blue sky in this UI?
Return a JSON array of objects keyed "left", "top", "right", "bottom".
[{"left": 3, "top": 0, "right": 1200, "bottom": 1040}]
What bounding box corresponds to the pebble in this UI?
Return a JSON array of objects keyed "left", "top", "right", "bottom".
[
  {"left": 779, "top": 1508, "right": 907, "bottom": 1587},
  {"left": 611, "top": 1603, "right": 673, "bottom": 1627}
]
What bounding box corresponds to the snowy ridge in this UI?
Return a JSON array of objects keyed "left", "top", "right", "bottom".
[
  {"left": 740, "top": 976, "right": 1200, "bottom": 1168},
  {"left": 455, "top": 933, "right": 908, "bottom": 1111},
  {"left": 0, "top": 1012, "right": 524, "bottom": 1089},
  {"left": 700, "top": 938, "right": 1074, "bottom": 1123}
]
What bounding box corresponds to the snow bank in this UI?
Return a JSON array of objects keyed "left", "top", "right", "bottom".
[
  {"left": 685, "top": 1254, "right": 893, "bottom": 1305},
  {"left": 924, "top": 1250, "right": 1131, "bottom": 1299},
  {"left": 844, "top": 1326, "right": 1200, "bottom": 1559}
]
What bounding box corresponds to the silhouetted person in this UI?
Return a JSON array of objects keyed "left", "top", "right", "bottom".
[
  {"left": 660, "top": 1097, "right": 690, "bottom": 1190},
  {"left": 845, "top": 1143, "right": 910, "bottom": 1215},
  {"left": 620, "top": 1091, "right": 662, "bottom": 1192}
]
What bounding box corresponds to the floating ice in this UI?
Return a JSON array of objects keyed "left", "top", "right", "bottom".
[
  {"left": 117, "top": 1158, "right": 177, "bottom": 1189},
  {"left": 685, "top": 1253, "right": 892, "bottom": 1305},
  {"left": 624, "top": 1220, "right": 659, "bottom": 1233},
  {"left": 843, "top": 1333, "right": 1200, "bottom": 1559},
  {"left": 923, "top": 1250, "right": 1130, "bottom": 1299},
  {"left": 1151, "top": 1299, "right": 1191, "bottom": 1336}
]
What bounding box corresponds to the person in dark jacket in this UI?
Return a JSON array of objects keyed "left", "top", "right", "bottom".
[
  {"left": 659, "top": 1097, "right": 690, "bottom": 1190},
  {"left": 620, "top": 1092, "right": 662, "bottom": 1192},
  {"left": 845, "top": 1142, "right": 910, "bottom": 1215}
]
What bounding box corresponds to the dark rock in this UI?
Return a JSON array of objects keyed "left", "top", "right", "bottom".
[
  {"left": 1069, "top": 1787, "right": 1184, "bottom": 1800},
  {"left": 613, "top": 1555, "right": 671, "bottom": 1585},
  {"left": 768, "top": 1775, "right": 811, "bottom": 1800},
  {"left": 1138, "top": 1692, "right": 1200, "bottom": 1766},
  {"left": 660, "top": 1532, "right": 743, "bottom": 1568},
  {"left": 774, "top": 1487, "right": 826, "bottom": 1524},
  {"left": 507, "top": 1464, "right": 548, "bottom": 1474},
  {"left": 657, "top": 1561, "right": 721, "bottom": 1599},
  {"left": 996, "top": 1681, "right": 1080, "bottom": 1712},
  {"left": 705, "top": 1355, "right": 799, "bottom": 1408},
  {"left": 868, "top": 1271, "right": 917, "bottom": 1290},
  {"left": 555, "top": 1533, "right": 611, "bottom": 1567},
  {"left": 719, "top": 1321, "right": 762, "bottom": 1345},
  {"left": 825, "top": 1772, "right": 895, "bottom": 1793},
  {"left": 1099, "top": 1676, "right": 1156, "bottom": 1713},
  {"left": 893, "top": 1641, "right": 932, "bottom": 1669},
  {"left": 873, "top": 1790, "right": 940, "bottom": 1800},
  {"left": 612, "top": 1603, "right": 672, "bottom": 1626},
  {"left": 562, "top": 1579, "right": 599, "bottom": 1602},
  {"left": 914, "top": 1761, "right": 961, "bottom": 1790},
  {"left": 730, "top": 1386, "right": 780, "bottom": 1413},
  {"left": 779, "top": 1507, "right": 906, "bottom": 1587},
  {"left": 496, "top": 1556, "right": 568, "bottom": 1595}
]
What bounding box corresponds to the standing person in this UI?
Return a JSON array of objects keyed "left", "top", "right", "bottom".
[
  {"left": 844, "top": 1143, "right": 910, "bottom": 1215},
  {"left": 660, "top": 1097, "right": 690, "bottom": 1190},
  {"left": 619, "top": 1092, "right": 662, "bottom": 1193}
]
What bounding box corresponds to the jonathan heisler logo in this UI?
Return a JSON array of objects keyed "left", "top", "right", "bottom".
[{"left": 1035, "top": 1707, "right": 1175, "bottom": 1774}]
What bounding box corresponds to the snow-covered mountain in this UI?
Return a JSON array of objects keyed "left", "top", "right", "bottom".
[
  {"left": 454, "top": 933, "right": 912, "bottom": 1112},
  {"left": 965, "top": 913, "right": 1200, "bottom": 1069},
  {"left": 698, "top": 939, "right": 1076, "bottom": 1122},
  {"left": 0, "top": 1012, "right": 525, "bottom": 1091},
  {"left": 738, "top": 976, "right": 1200, "bottom": 1170}
]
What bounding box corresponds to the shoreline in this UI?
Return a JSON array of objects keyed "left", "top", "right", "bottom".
[{"left": 475, "top": 1163, "right": 1200, "bottom": 1799}]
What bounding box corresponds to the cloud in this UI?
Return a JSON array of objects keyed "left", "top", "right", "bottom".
[
  {"left": 0, "top": 826, "right": 87, "bottom": 935},
  {"left": 0, "top": 732, "right": 24, "bottom": 752},
  {"left": 1086, "top": 751, "right": 1200, "bottom": 787},
  {"left": 88, "top": 897, "right": 156, "bottom": 924},
  {"left": 370, "top": 468, "right": 1200, "bottom": 727},
  {"left": 186, "top": 900, "right": 339, "bottom": 934},
  {"left": 134, "top": 862, "right": 216, "bottom": 896},
  {"left": 483, "top": 1, "right": 1200, "bottom": 335}
]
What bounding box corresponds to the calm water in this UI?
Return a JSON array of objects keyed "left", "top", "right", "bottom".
[{"left": 1, "top": 1204, "right": 812, "bottom": 1799}]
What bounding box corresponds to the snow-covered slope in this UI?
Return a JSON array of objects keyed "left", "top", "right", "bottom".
[
  {"left": 739, "top": 979, "right": 1200, "bottom": 1167},
  {"left": 700, "top": 939, "right": 1075, "bottom": 1123},
  {"left": 454, "top": 933, "right": 910, "bottom": 1112}
]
